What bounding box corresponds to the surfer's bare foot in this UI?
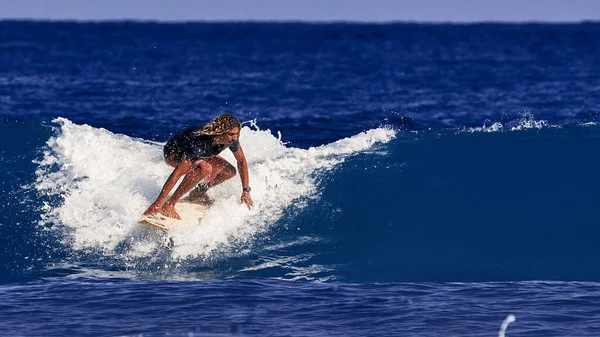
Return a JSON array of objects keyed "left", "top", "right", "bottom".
[
  {"left": 143, "top": 202, "right": 162, "bottom": 217},
  {"left": 160, "top": 203, "right": 181, "bottom": 220}
]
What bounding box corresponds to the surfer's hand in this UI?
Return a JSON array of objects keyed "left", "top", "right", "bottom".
[{"left": 241, "top": 191, "right": 253, "bottom": 209}]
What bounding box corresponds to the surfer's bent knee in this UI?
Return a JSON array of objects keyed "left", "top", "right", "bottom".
[
  {"left": 192, "top": 159, "right": 213, "bottom": 173},
  {"left": 230, "top": 166, "right": 237, "bottom": 177}
]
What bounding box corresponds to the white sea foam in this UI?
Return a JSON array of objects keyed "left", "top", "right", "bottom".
[
  {"left": 465, "top": 113, "right": 554, "bottom": 133},
  {"left": 35, "top": 118, "right": 396, "bottom": 261},
  {"left": 498, "top": 314, "right": 516, "bottom": 337}
]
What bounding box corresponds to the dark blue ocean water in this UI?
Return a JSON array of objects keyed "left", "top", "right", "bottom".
[{"left": 1, "top": 21, "right": 600, "bottom": 336}]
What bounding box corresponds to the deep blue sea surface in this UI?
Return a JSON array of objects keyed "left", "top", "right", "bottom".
[{"left": 1, "top": 21, "right": 600, "bottom": 336}]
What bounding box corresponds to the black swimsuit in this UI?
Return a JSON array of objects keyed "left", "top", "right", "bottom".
[{"left": 163, "top": 125, "right": 240, "bottom": 162}]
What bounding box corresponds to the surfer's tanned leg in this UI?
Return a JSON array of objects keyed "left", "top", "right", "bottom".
[
  {"left": 160, "top": 160, "right": 212, "bottom": 219},
  {"left": 187, "top": 156, "right": 236, "bottom": 205}
]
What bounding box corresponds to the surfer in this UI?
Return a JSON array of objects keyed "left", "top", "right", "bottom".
[{"left": 143, "top": 113, "right": 253, "bottom": 219}]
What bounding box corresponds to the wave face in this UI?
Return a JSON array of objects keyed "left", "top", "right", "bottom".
[
  {"left": 2, "top": 21, "right": 600, "bottom": 336},
  {"left": 2, "top": 118, "right": 599, "bottom": 283}
]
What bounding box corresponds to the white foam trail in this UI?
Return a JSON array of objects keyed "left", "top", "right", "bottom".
[
  {"left": 498, "top": 314, "right": 516, "bottom": 337},
  {"left": 509, "top": 116, "right": 550, "bottom": 131},
  {"left": 466, "top": 113, "right": 553, "bottom": 133},
  {"left": 35, "top": 118, "right": 396, "bottom": 260},
  {"left": 467, "top": 121, "right": 504, "bottom": 133}
]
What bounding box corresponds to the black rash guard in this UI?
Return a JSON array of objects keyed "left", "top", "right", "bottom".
[{"left": 164, "top": 125, "right": 240, "bottom": 162}]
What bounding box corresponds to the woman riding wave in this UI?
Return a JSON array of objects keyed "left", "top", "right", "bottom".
[{"left": 143, "top": 114, "right": 253, "bottom": 220}]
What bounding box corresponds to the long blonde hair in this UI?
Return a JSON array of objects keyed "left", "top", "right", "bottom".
[{"left": 196, "top": 114, "right": 241, "bottom": 136}]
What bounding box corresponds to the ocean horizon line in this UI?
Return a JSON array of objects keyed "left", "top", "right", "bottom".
[{"left": 1, "top": 17, "right": 599, "bottom": 25}]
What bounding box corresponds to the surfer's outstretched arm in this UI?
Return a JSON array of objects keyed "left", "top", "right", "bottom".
[{"left": 233, "top": 146, "right": 253, "bottom": 208}]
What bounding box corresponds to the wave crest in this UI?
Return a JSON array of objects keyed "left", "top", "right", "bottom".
[{"left": 35, "top": 118, "right": 396, "bottom": 265}]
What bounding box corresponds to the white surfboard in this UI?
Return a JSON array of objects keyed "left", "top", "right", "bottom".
[{"left": 138, "top": 200, "right": 210, "bottom": 231}]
